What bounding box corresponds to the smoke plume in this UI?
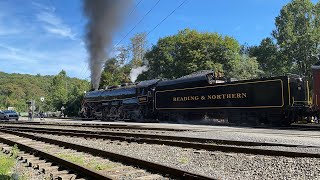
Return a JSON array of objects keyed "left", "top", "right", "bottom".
[
  {"left": 130, "top": 65, "right": 148, "bottom": 82},
  {"left": 83, "top": 0, "right": 132, "bottom": 90}
]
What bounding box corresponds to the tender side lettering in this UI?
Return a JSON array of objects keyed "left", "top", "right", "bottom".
[{"left": 173, "top": 93, "right": 247, "bottom": 102}]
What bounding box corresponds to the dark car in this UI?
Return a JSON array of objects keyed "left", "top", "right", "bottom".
[{"left": 0, "top": 110, "right": 19, "bottom": 120}]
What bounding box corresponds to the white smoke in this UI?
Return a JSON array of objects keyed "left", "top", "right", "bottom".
[{"left": 130, "top": 66, "right": 148, "bottom": 82}]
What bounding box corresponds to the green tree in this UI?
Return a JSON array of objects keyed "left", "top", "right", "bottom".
[
  {"left": 65, "top": 78, "right": 90, "bottom": 116},
  {"left": 249, "top": 38, "right": 288, "bottom": 76},
  {"left": 140, "top": 29, "right": 241, "bottom": 80},
  {"left": 48, "top": 70, "right": 69, "bottom": 110},
  {"left": 99, "top": 58, "right": 132, "bottom": 88},
  {"left": 228, "top": 55, "right": 263, "bottom": 80},
  {"left": 272, "top": 0, "right": 320, "bottom": 79}
]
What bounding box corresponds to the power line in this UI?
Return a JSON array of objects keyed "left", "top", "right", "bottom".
[
  {"left": 80, "top": 0, "right": 187, "bottom": 82},
  {"left": 128, "top": 0, "right": 143, "bottom": 17},
  {"left": 147, "top": 0, "right": 187, "bottom": 36},
  {"left": 80, "top": 0, "right": 158, "bottom": 80},
  {"left": 113, "top": 0, "right": 161, "bottom": 48}
]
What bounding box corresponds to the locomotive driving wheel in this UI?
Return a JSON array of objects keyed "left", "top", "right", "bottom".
[
  {"left": 109, "top": 107, "right": 117, "bottom": 121},
  {"left": 118, "top": 106, "right": 125, "bottom": 120},
  {"left": 102, "top": 107, "right": 109, "bottom": 121}
]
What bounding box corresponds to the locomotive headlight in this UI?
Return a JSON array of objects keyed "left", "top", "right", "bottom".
[{"left": 298, "top": 86, "right": 302, "bottom": 90}]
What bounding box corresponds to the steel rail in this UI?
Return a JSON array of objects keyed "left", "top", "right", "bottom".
[
  {"left": 2, "top": 126, "right": 320, "bottom": 159},
  {"left": 0, "top": 128, "right": 214, "bottom": 180},
  {"left": 0, "top": 121, "right": 186, "bottom": 131},
  {"left": 1, "top": 125, "right": 318, "bottom": 148},
  {"left": 0, "top": 134, "right": 113, "bottom": 180}
]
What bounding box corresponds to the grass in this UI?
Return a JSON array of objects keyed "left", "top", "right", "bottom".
[
  {"left": 57, "top": 153, "right": 117, "bottom": 171},
  {"left": 0, "top": 144, "right": 21, "bottom": 180},
  {"left": 0, "top": 152, "right": 15, "bottom": 177},
  {"left": 178, "top": 157, "right": 189, "bottom": 164}
]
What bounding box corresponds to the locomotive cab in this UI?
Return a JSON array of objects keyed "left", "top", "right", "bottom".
[
  {"left": 288, "top": 75, "right": 310, "bottom": 107},
  {"left": 312, "top": 61, "right": 320, "bottom": 119}
]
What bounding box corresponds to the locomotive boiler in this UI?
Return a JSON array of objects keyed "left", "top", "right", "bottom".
[{"left": 80, "top": 62, "right": 320, "bottom": 126}]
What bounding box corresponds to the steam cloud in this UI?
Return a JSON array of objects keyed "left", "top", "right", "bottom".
[
  {"left": 130, "top": 66, "right": 148, "bottom": 82},
  {"left": 83, "top": 0, "right": 132, "bottom": 90}
]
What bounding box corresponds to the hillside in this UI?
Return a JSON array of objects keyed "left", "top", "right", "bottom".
[{"left": 0, "top": 71, "right": 90, "bottom": 113}]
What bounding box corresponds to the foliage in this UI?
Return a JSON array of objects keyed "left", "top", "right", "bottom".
[
  {"left": 99, "top": 58, "right": 132, "bottom": 88},
  {"left": 48, "top": 70, "right": 90, "bottom": 115},
  {"left": 0, "top": 152, "right": 15, "bottom": 177},
  {"left": 130, "top": 32, "right": 147, "bottom": 67},
  {"left": 272, "top": 0, "right": 320, "bottom": 79},
  {"left": 137, "top": 28, "right": 262, "bottom": 80},
  {"left": 248, "top": 38, "right": 288, "bottom": 76},
  {"left": 227, "top": 55, "right": 263, "bottom": 80},
  {"left": 99, "top": 32, "right": 148, "bottom": 88},
  {"left": 98, "top": 1, "right": 320, "bottom": 88},
  {"left": 0, "top": 144, "right": 19, "bottom": 179},
  {"left": 0, "top": 72, "right": 52, "bottom": 112},
  {"left": 0, "top": 71, "right": 90, "bottom": 115}
]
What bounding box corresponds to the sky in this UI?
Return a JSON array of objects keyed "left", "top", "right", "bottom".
[{"left": 0, "top": 0, "right": 318, "bottom": 80}]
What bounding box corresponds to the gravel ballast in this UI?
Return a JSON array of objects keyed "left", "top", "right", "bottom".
[{"left": 30, "top": 133, "right": 320, "bottom": 179}]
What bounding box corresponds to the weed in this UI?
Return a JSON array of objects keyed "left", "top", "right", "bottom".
[
  {"left": 178, "top": 157, "right": 189, "bottom": 164},
  {"left": 57, "top": 153, "right": 118, "bottom": 171},
  {"left": 57, "top": 153, "right": 85, "bottom": 165},
  {"left": 0, "top": 151, "right": 15, "bottom": 178}
]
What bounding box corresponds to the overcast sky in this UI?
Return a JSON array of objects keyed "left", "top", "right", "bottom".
[{"left": 0, "top": 0, "right": 317, "bottom": 79}]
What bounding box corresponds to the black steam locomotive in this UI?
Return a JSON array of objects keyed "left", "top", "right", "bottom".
[{"left": 80, "top": 66, "right": 320, "bottom": 126}]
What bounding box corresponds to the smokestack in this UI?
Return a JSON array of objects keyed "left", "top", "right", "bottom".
[{"left": 83, "top": 0, "right": 132, "bottom": 90}]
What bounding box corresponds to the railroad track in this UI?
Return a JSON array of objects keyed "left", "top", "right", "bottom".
[
  {"left": 3, "top": 120, "right": 320, "bottom": 138},
  {"left": 0, "top": 130, "right": 212, "bottom": 180},
  {"left": 0, "top": 120, "right": 187, "bottom": 132},
  {"left": 1, "top": 126, "right": 320, "bottom": 159}
]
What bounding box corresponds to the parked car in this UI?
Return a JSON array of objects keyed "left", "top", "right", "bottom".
[{"left": 0, "top": 110, "right": 19, "bottom": 120}]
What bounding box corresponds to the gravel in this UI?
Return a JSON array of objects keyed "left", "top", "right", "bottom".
[
  {"left": 12, "top": 157, "right": 49, "bottom": 180},
  {"left": 30, "top": 133, "right": 320, "bottom": 179}
]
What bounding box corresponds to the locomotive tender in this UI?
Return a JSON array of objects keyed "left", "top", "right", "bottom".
[{"left": 80, "top": 63, "right": 320, "bottom": 126}]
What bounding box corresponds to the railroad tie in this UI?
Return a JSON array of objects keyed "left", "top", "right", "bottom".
[
  {"left": 2, "top": 146, "right": 12, "bottom": 152},
  {"left": 50, "top": 170, "right": 71, "bottom": 179},
  {"left": 18, "top": 155, "right": 39, "bottom": 163},
  {"left": 42, "top": 165, "right": 60, "bottom": 173},
  {"left": 110, "top": 169, "right": 146, "bottom": 178},
  {"left": 57, "top": 173, "right": 77, "bottom": 180},
  {"left": 101, "top": 166, "right": 135, "bottom": 175},
  {"left": 36, "top": 162, "right": 53, "bottom": 170},
  {"left": 133, "top": 174, "right": 164, "bottom": 180},
  {"left": 28, "top": 159, "right": 47, "bottom": 168}
]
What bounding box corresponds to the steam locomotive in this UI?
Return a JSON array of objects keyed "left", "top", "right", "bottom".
[{"left": 80, "top": 62, "right": 320, "bottom": 126}]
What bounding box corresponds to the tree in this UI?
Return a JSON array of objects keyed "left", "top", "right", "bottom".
[
  {"left": 99, "top": 58, "right": 132, "bottom": 88},
  {"left": 48, "top": 70, "right": 69, "bottom": 110},
  {"left": 248, "top": 38, "right": 288, "bottom": 76},
  {"left": 140, "top": 29, "right": 240, "bottom": 80},
  {"left": 228, "top": 55, "right": 263, "bottom": 80},
  {"left": 272, "top": 0, "right": 319, "bottom": 79},
  {"left": 116, "top": 45, "right": 130, "bottom": 66},
  {"left": 130, "top": 32, "right": 147, "bottom": 67}
]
